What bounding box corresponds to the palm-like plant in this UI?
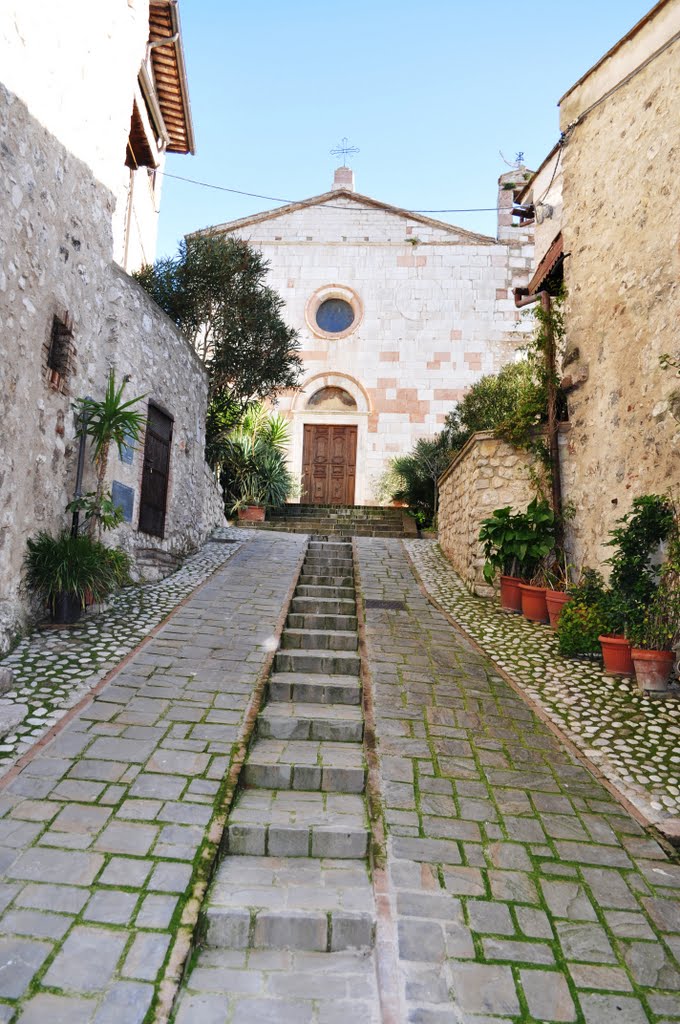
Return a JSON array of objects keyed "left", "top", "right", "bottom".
[
  {"left": 389, "top": 435, "right": 454, "bottom": 526},
  {"left": 75, "top": 372, "right": 146, "bottom": 535},
  {"left": 221, "top": 405, "right": 294, "bottom": 514},
  {"left": 231, "top": 404, "right": 291, "bottom": 450}
]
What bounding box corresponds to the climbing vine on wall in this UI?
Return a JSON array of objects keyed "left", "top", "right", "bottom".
[{"left": 497, "top": 291, "right": 565, "bottom": 466}]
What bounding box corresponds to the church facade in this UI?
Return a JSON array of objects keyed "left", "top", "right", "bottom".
[{"left": 194, "top": 167, "right": 534, "bottom": 505}]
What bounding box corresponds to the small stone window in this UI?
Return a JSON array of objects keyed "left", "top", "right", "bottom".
[
  {"left": 305, "top": 285, "right": 363, "bottom": 340},
  {"left": 307, "top": 386, "right": 357, "bottom": 411},
  {"left": 45, "top": 313, "right": 74, "bottom": 393},
  {"left": 315, "top": 298, "right": 355, "bottom": 334}
]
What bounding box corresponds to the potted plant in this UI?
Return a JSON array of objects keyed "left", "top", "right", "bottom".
[
  {"left": 24, "top": 531, "right": 132, "bottom": 624},
  {"left": 232, "top": 475, "right": 267, "bottom": 522},
  {"left": 627, "top": 529, "right": 680, "bottom": 692},
  {"left": 532, "top": 539, "right": 575, "bottom": 628},
  {"left": 597, "top": 592, "right": 636, "bottom": 677},
  {"left": 222, "top": 407, "right": 294, "bottom": 521},
  {"left": 597, "top": 495, "right": 675, "bottom": 676},
  {"left": 479, "top": 498, "right": 555, "bottom": 614},
  {"left": 543, "top": 558, "right": 574, "bottom": 628}
]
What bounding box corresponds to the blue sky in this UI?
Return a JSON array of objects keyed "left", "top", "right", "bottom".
[{"left": 156, "top": 0, "right": 653, "bottom": 257}]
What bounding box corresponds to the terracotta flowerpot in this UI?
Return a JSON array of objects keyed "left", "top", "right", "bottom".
[
  {"left": 546, "top": 590, "right": 572, "bottom": 630},
  {"left": 631, "top": 649, "right": 676, "bottom": 693},
  {"left": 598, "top": 635, "right": 635, "bottom": 677},
  {"left": 499, "top": 575, "right": 522, "bottom": 613},
  {"left": 237, "top": 505, "right": 265, "bottom": 522},
  {"left": 519, "top": 584, "right": 549, "bottom": 623}
]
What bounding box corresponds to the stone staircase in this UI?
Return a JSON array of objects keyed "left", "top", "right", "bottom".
[
  {"left": 238, "top": 503, "right": 417, "bottom": 538},
  {"left": 198, "top": 537, "right": 376, "bottom": 955}
]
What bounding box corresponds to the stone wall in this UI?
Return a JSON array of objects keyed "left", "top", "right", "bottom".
[
  {"left": 0, "top": 84, "right": 224, "bottom": 650},
  {"left": 438, "top": 432, "right": 538, "bottom": 596},
  {"left": 0, "top": 0, "right": 170, "bottom": 274},
  {"left": 557, "top": 5, "right": 680, "bottom": 571},
  {"left": 0, "top": 0, "right": 147, "bottom": 194}
]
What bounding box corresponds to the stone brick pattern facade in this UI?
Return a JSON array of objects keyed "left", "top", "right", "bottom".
[
  {"left": 557, "top": 4, "right": 680, "bottom": 570},
  {"left": 0, "top": 85, "right": 224, "bottom": 650},
  {"left": 438, "top": 432, "right": 537, "bottom": 596},
  {"left": 200, "top": 175, "right": 534, "bottom": 504}
]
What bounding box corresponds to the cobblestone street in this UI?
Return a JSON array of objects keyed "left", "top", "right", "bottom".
[
  {"left": 0, "top": 533, "right": 305, "bottom": 1022},
  {"left": 359, "top": 539, "right": 680, "bottom": 1023},
  {"left": 0, "top": 533, "right": 678, "bottom": 1023},
  {"left": 406, "top": 541, "right": 680, "bottom": 837},
  {"left": 0, "top": 529, "right": 247, "bottom": 772}
]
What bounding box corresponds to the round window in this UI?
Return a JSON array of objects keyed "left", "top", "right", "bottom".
[{"left": 315, "top": 298, "right": 355, "bottom": 334}]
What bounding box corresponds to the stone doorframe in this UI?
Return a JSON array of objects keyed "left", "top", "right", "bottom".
[{"left": 288, "top": 372, "right": 372, "bottom": 505}]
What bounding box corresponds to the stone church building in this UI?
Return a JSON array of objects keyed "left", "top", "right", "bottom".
[{"left": 194, "top": 167, "right": 534, "bottom": 505}]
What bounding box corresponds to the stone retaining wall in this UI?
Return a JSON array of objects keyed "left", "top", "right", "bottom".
[{"left": 437, "top": 431, "right": 537, "bottom": 596}]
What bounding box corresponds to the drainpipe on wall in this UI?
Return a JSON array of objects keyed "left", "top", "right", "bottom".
[
  {"left": 514, "top": 288, "right": 563, "bottom": 547},
  {"left": 71, "top": 410, "right": 90, "bottom": 538}
]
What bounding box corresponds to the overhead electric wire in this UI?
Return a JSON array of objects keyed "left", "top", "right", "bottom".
[{"left": 158, "top": 170, "right": 502, "bottom": 213}]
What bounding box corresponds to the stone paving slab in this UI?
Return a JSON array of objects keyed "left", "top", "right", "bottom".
[
  {"left": 0, "top": 533, "right": 306, "bottom": 1022},
  {"left": 268, "top": 672, "right": 362, "bottom": 706},
  {"left": 406, "top": 539, "right": 680, "bottom": 833},
  {"left": 226, "top": 789, "right": 369, "bottom": 859},
  {"left": 173, "top": 948, "right": 381, "bottom": 1023},
  {"left": 357, "top": 537, "right": 680, "bottom": 1024},
  {"left": 0, "top": 529, "right": 249, "bottom": 772},
  {"left": 209, "top": 856, "right": 373, "bottom": 911},
  {"left": 243, "top": 737, "right": 365, "bottom": 792},
  {"left": 257, "top": 702, "right": 364, "bottom": 743}
]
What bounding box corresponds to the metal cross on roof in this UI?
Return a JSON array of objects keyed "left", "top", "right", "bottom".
[{"left": 330, "top": 137, "right": 360, "bottom": 167}]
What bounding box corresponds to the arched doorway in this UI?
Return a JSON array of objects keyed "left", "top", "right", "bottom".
[{"left": 301, "top": 386, "right": 358, "bottom": 505}]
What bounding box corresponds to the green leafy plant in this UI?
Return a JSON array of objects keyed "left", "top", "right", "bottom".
[
  {"left": 442, "top": 360, "right": 538, "bottom": 453},
  {"left": 220, "top": 404, "right": 295, "bottom": 513},
  {"left": 627, "top": 571, "right": 680, "bottom": 651},
  {"left": 66, "top": 491, "right": 124, "bottom": 533},
  {"left": 557, "top": 599, "right": 609, "bottom": 657},
  {"left": 134, "top": 235, "right": 302, "bottom": 411},
  {"left": 605, "top": 495, "right": 674, "bottom": 604},
  {"left": 479, "top": 497, "right": 555, "bottom": 584},
  {"left": 555, "top": 496, "right": 679, "bottom": 657},
  {"left": 205, "top": 391, "right": 242, "bottom": 473},
  {"left": 627, "top": 504, "right": 680, "bottom": 651},
  {"left": 24, "top": 532, "right": 132, "bottom": 613},
  {"left": 104, "top": 546, "right": 134, "bottom": 588},
  {"left": 383, "top": 435, "right": 454, "bottom": 527},
  {"left": 599, "top": 494, "right": 675, "bottom": 637},
  {"left": 75, "top": 372, "right": 146, "bottom": 536},
  {"left": 440, "top": 293, "right": 567, "bottom": 504},
  {"left": 556, "top": 569, "right": 608, "bottom": 657}
]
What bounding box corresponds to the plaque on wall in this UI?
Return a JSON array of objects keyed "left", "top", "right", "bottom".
[
  {"left": 119, "top": 431, "right": 135, "bottom": 465},
  {"left": 111, "top": 481, "right": 134, "bottom": 523}
]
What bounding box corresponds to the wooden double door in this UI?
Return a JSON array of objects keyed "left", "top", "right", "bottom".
[{"left": 302, "top": 424, "right": 357, "bottom": 505}]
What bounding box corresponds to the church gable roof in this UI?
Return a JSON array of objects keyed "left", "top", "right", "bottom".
[{"left": 188, "top": 188, "right": 497, "bottom": 246}]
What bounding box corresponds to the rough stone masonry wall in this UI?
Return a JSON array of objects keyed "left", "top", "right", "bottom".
[
  {"left": 558, "top": 23, "right": 680, "bottom": 572},
  {"left": 0, "top": 84, "right": 224, "bottom": 650},
  {"left": 438, "top": 432, "right": 538, "bottom": 596}
]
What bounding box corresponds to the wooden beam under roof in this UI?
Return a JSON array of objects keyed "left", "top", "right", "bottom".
[{"left": 148, "top": 0, "right": 195, "bottom": 154}]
